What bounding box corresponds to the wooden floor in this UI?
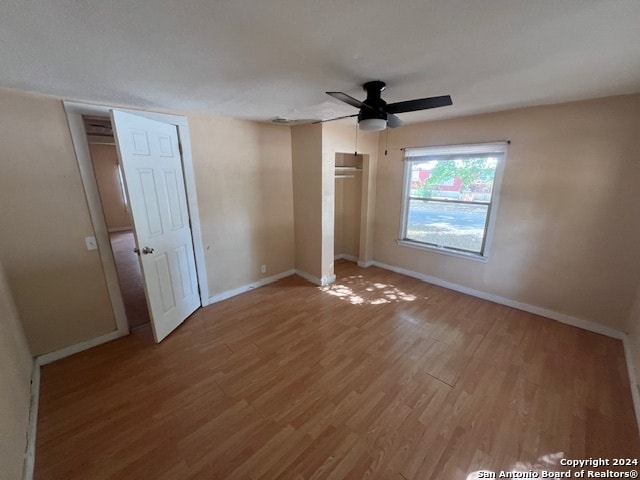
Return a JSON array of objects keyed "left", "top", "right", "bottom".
[
  {"left": 35, "top": 261, "right": 639, "bottom": 479},
  {"left": 109, "top": 230, "right": 150, "bottom": 328}
]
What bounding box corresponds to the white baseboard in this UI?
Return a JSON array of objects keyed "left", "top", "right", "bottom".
[
  {"left": 208, "top": 269, "right": 296, "bottom": 304},
  {"left": 321, "top": 274, "right": 337, "bottom": 286},
  {"left": 37, "top": 329, "right": 127, "bottom": 366},
  {"left": 371, "top": 260, "right": 624, "bottom": 340},
  {"left": 333, "top": 253, "right": 374, "bottom": 268},
  {"left": 295, "top": 269, "right": 336, "bottom": 287},
  {"left": 295, "top": 269, "right": 321, "bottom": 285},
  {"left": 23, "top": 359, "right": 40, "bottom": 480},
  {"left": 622, "top": 335, "right": 640, "bottom": 435},
  {"left": 334, "top": 253, "right": 359, "bottom": 263}
]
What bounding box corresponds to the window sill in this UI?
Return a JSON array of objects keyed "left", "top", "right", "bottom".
[{"left": 396, "top": 239, "right": 489, "bottom": 263}]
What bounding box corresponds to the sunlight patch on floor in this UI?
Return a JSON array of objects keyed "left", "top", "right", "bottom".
[
  {"left": 321, "top": 275, "right": 418, "bottom": 305},
  {"left": 466, "top": 452, "right": 564, "bottom": 479}
]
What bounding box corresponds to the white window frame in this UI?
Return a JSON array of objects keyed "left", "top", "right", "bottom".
[{"left": 398, "top": 142, "right": 508, "bottom": 262}]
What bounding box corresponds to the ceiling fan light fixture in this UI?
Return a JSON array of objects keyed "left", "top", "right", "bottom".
[{"left": 359, "top": 118, "right": 387, "bottom": 131}]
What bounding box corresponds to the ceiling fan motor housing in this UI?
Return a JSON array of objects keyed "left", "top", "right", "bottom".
[{"left": 358, "top": 80, "right": 388, "bottom": 121}]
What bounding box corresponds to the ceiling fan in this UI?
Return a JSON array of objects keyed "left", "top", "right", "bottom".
[{"left": 324, "top": 80, "right": 452, "bottom": 131}]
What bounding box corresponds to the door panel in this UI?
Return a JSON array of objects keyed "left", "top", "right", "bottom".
[
  {"left": 111, "top": 110, "right": 200, "bottom": 342},
  {"left": 154, "top": 253, "right": 176, "bottom": 312},
  {"left": 138, "top": 168, "right": 164, "bottom": 237},
  {"left": 174, "top": 244, "right": 193, "bottom": 298},
  {"left": 163, "top": 169, "right": 185, "bottom": 230}
]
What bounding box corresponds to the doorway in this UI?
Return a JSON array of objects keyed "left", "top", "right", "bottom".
[
  {"left": 109, "top": 230, "right": 150, "bottom": 328},
  {"left": 65, "top": 101, "right": 209, "bottom": 343},
  {"left": 84, "top": 117, "right": 150, "bottom": 330}
]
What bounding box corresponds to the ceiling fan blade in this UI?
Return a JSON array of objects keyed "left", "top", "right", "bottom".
[
  {"left": 386, "top": 95, "right": 452, "bottom": 114},
  {"left": 326, "top": 92, "right": 374, "bottom": 110},
  {"left": 386, "top": 113, "right": 403, "bottom": 128},
  {"left": 312, "top": 113, "right": 358, "bottom": 124}
]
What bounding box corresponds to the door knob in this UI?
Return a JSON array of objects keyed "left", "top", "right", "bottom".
[
  {"left": 142, "top": 246, "right": 155, "bottom": 254},
  {"left": 133, "top": 247, "right": 140, "bottom": 255}
]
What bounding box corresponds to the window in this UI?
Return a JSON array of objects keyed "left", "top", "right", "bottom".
[{"left": 399, "top": 142, "right": 507, "bottom": 260}]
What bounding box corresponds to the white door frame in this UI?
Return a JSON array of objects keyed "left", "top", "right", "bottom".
[{"left": 64, "top": 101, "right": 209, "bottom": 338}]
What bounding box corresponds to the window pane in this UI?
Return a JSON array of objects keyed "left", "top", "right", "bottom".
[
  {"left": 406, "top": 199, "right": 489, "bottom": 253},
  {"left": 410, "top": 157, "right": 497, "bottom": 202}
]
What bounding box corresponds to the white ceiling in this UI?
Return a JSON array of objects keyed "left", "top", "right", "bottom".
[{"left": 1, "top": 0, "right": 639, "bottom": 125}]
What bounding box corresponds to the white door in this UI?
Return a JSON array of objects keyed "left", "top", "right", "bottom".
[{"left": 111, "top": 110, "right": 200, "bottom": 342}]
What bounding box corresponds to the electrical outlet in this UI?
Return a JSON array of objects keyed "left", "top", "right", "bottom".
[
  {"left": 85, "top": 236, "right": 98, "bottom": 251},
  {"left": 261, "top": 264, "right": 267, "bottom": 274}
]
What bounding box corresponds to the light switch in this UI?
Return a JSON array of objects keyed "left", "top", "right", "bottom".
[{"left": 85, "top": 236, "right": 98, "bottom": 251}]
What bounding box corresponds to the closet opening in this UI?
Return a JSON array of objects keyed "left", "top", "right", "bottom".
[{"left": 334, "top": 152, "right": 364, "bottom": 263}]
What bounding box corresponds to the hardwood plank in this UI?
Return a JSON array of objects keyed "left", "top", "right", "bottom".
[{"left": 34, "top": 260, "right": 640, "bottom": 480}]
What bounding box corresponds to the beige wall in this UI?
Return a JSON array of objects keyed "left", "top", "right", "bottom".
[
  {"left": 291, "top": 124, "right": 324, "bottom": 280},
  {"left": 0, "top": 260, "right": 33, "bottom": 480},
  {"left": 292, "top": 123, "right": 375, "bottom": 282},
  {"left": 188, "top": 115, "right": 295, "bottom": 296},
  {"left": 0, "top": 87, "right": 117, "bottom": 356},
  {"left": 374, "top": 93, "right": 640, "bottom": 331},
  {"left": 89, "top": 143, "right": 131, "bottom": 231}
]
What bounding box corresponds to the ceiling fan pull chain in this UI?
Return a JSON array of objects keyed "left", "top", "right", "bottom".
[
  {"left": 354, "top": 123, "right": 358, "bottom": 156},
  {"left": 385, "top": 128, "right": 389, "bottom": 156}
]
